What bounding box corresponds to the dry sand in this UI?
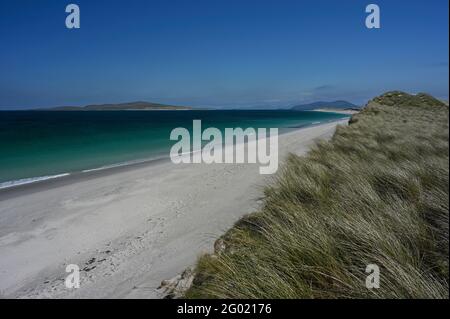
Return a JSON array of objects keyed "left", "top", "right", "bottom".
[{"left": 0, "top": 120, "right": 347, "bottom": 298}]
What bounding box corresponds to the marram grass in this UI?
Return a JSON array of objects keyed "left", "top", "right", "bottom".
[{"left": 185, "top": 91, "right": 449, "bottom": 299}]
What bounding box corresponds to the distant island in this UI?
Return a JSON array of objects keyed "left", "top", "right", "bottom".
[
  {"left": 291, "top": 100, "right": 360, "bottom": 111},
  {"left": 38, "top": 100, "right": 361, "bottom": 112},
  {"left": 44, "top": 101, "right": 192, "bottom": 111}
]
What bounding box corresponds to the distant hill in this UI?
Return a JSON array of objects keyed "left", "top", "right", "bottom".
[
  {"left": 291, "top": 100, "right": 359, "bottom": 111},
  {"left": 46, "top": 101, "right": 192, "bottom": 111}
]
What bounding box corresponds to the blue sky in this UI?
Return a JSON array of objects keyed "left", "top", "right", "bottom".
[{"left": 0, "top": 0, "right": 448, "bottom": 109}]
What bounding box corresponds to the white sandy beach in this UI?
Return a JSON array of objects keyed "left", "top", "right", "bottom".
[
  {"left": 0, "top": 120, "right": 347, "bottom": 299},
  {"left": 312, "top": 108, "right": 360, "bottom": 115}
]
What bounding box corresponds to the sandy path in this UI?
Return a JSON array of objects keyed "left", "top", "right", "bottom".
[{"left": 0, "top": 120, "right": 347, "bottom": 298}]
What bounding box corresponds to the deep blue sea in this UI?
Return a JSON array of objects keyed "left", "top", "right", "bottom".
[{"left": 0, "top": 110, "right": 347, "bottom": 188}]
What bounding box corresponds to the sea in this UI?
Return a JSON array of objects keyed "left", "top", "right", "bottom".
[{"left": 0, "top": 110, "right": 348, "bottom": 189}]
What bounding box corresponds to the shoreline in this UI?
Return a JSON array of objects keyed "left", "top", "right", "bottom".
[
  {"left": 0, "top": 118, "right": 348, "bottom": 197},
  {"left": 0, "top": 119, "right": 348, "bottom": 298}
]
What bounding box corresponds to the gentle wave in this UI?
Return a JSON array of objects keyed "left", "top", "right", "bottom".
[
  {"left": 0, "top": 155, "right": 172, "bottom": 190},
  {"left": 0, "top": 173, "right": 71, "bottom": 190},
  {"left": 81, "top": 158, "right": 157, "bottom": 173}
]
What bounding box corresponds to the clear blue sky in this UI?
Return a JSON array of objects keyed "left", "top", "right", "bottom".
[{"left": 0, "top": 0, "right": 448, "bottom": 109}]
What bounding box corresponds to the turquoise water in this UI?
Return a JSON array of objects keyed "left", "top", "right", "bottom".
[{"left": 0, "top": 110, "right": 347, "bottom": 187}]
